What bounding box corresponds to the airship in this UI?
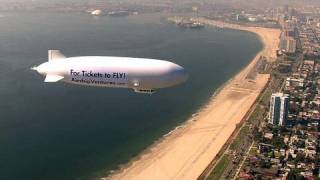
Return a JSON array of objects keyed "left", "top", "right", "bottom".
[{"left": 32, "top": 50, "right": 188, "bottom": 94}]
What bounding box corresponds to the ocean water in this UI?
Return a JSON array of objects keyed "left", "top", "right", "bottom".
[{"left": 0, "top": 12, "right": 262, "bottom": 180}]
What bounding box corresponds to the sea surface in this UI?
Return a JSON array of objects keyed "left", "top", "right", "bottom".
[{"left": 0, "top": 12, "right": 262, "bottom": 180}]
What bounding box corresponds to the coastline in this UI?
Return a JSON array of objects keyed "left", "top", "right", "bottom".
[{"left": 108, "top": 19, "right": 280, "bottom": 180}]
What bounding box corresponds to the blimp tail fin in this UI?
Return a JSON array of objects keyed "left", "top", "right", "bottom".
[
  {"left": 48, "top": 50, "right": 66, "bottom": 61},
  {"left": 44, "top": 74, "right": 64, "bottom": 82}
]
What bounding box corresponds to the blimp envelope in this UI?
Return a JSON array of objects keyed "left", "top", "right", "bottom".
[{"left": 32, "top": 50, "right": 188, "bottom": 94}]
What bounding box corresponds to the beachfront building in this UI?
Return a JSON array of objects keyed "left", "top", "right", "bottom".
[
  {"left": 280, "top": 36, "right": 297, "bottom": 54},
  {"left": 269, "top": 93, "right": 289, "bottom": 126}
]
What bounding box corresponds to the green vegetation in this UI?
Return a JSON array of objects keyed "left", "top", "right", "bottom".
[
  {"left": 248, "top": 104, "right": 265, "bottom": 123},
  {"left": 230, "top": 125, "right": 250, "bottom": 150},
  {"left": 260, "top": 88, "right": 272, "bottom": 106},
  {"left": 249, "top": 146, "right": 258, "bottom": 156},
  {"left": 206, "top": 64, "right": 288, "bottom": 180},
  {"left": 287, "top": 168, "right": 306, "bottom": 179},
  {"left": 207, "top": 154, "right": 231, "bottom": 180}
]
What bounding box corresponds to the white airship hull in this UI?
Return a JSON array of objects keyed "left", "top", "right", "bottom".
[{"left": 33, "top": 50, "right": 188, "bottom": 94}]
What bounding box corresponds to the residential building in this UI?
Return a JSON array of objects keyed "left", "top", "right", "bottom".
[{"left": 269, "top": 93, "right": 289, "bottom": 126}]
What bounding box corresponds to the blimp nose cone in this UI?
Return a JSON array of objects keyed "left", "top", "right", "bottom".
[
  {"left": 170, "top": 64, "right": 188, "bottom": 85},
  {"left": 176, "top": 67, "right": 188, "bottom": 82}
]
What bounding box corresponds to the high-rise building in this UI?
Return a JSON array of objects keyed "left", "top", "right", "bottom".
[
  {"left": 284, "top": 5, "right": 289, "bottom": 14},
  {"left": 284, "top": 29, "right": 295, "bottom": 37},
  {"left": 280, "top": 36, "right": 296, "bottom": 54},
  {"left": 287, "top": 38, "right": 297, "bottom": 53},
  {"left": 269, "top": 93, "right": 289, "bottom": 126}
]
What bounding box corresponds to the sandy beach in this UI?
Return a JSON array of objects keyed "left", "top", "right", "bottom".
[{"left": 109, "top": 19, "right": 280, "bottom": 180}]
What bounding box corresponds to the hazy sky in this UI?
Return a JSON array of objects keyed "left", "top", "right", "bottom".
[{"left": 2, "top": 0, "right": 320, "bottom": 6}]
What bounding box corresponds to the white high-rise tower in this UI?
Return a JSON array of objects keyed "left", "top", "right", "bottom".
[{"left": 269, "top": 93, "right": 289, "bottom": 126}]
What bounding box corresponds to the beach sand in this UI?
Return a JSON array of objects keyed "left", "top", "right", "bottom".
[{"left": 109, "top": 19, "right": 280, "bottom": 180}]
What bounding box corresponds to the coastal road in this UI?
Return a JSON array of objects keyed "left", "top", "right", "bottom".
[
  {"left": 232, "top": 141, "right": 255, "bottom": 179},
  {"left": 109, "top": 20, "right": 280, "bottom": 180},
  {"left": 110, "top": 75, "right": 270, "bottom": 180}
]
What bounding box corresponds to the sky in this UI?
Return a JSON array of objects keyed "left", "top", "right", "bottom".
[{"left": 1, "top": 0, "right": 320, "bottom": 6}]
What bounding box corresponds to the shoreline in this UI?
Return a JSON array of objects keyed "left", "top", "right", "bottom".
[
  {"left": 106, "top": 73, "right": 233, "bottom": 179},
  {"left": 108, "top": 18, "right": 280, "bottom": 180}
]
